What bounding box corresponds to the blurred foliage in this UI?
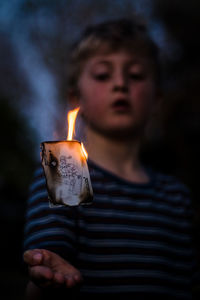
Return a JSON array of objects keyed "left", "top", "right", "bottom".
[{"left": 152, "top": 0, "right": 200, "bottom": 201}]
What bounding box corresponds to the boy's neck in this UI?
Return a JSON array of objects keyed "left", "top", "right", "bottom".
[{"left": 85, "top": 128, "right": 150, "bottom": 184}]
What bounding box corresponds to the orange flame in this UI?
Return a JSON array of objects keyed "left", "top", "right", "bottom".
[
  {"left": 81, "top": 142, "right": 88, "bottom": 160},
  {"left": 66, "top": 107, "right": 88, "bottom": 159},
  {"left": 67, "top": 107, "right": 80, "bottom": 141}
]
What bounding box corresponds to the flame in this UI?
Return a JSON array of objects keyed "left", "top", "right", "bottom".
[
  {"left": 67, "top": 107, "right": 80, "bottom": 140},
  {"left": 66, "top": 107, "right": 88, "bottom": 159},
  {"left": 81, "top": 142, "right": 88, "bottom": 159}
]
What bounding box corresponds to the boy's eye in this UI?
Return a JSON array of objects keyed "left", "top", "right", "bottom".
[
  {"left": 93, "top": 73, "right": 110, "bottom": 81},
  {"left": 129, "top": 73, "right": 145, "bottom": 80}
]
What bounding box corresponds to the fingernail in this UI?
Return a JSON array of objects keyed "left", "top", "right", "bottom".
[
  {"left": 74, "top": 274, "right": 81, "bottom": 281},
  {"left": 33, "top": 253, "right": 42, "bottom": 261}
]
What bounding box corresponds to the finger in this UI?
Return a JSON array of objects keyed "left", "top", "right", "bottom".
[
  {"left": 64, "top": 275, "right": 77, "bottom": 288},
  {"left": 73, "top": 272, "right": 83, "bottom": 284},
  {"left": 64, "top": 272, "right": 83, "bottom": 288},
  {"left": 53, "top": 272, "right": 65, "bottom": 285},
  {"left": 23, "top": 249, "right": 43, "bottom": 266},
  {"left": 29, "top": 265, "right": 53, "bottom": 282}
]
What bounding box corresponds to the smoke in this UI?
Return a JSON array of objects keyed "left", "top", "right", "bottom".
[
  {"left": 0, "top": 0, "right": 65, "bottom": 159},
  {"left": 13, "top": 33, "right": 62, "bottom": 144}
]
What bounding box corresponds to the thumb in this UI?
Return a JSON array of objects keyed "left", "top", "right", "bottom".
[{"left": 23, "top": 249, "right": 44, "bottom": 266}]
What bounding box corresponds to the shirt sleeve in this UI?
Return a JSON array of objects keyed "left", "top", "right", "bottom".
[{"left": 23, "top": 165, "right": 79, "bottom": 263}]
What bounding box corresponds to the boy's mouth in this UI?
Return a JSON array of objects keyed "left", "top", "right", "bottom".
[{"left": 111, "top": 98, "right": 131, "bottom": 112}]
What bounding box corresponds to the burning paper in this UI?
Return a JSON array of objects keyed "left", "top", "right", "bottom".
[{"left": 40, "top": 108, "right": 93, "bottom": 206}]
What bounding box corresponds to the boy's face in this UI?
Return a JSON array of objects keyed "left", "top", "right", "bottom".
[{"left": 76, "top": 50, "right": 160, "bottom": 139}]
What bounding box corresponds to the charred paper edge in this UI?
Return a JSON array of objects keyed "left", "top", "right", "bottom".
[{"left": 40, "top": 140, "right": 93, "bottom": 207}]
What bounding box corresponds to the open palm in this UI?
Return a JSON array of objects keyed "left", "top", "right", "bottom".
[{"left": 23, "top": 249, "right": 82, "bottom": 288}]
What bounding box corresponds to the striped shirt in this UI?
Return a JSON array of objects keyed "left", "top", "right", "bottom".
[{"left": 24, "top": 160, "right": 197, "bottom": 299}]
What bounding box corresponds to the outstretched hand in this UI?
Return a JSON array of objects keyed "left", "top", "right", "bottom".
[{"left": 23, "top": 249, "right": 82, "bottom": 288}]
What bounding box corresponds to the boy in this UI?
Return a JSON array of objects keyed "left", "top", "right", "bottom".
[{"left": 23, "top": 18, "right": 198, "bottom": 299}]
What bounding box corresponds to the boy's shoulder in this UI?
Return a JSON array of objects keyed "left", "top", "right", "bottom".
[
  {"left": 154, "top": 169, "right": 189, "bottom": 191},
  {"left": 152, "top": 168, "right": 192, "bottom": 204}
]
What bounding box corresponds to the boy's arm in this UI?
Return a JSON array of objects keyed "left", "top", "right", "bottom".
[{"left": 23, "top": 165, "right": 82, "bottom": 296}]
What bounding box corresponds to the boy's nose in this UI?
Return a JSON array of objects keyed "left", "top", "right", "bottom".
[
  {"left": 113, "top": 85, "right": 128, "bottom": 93},
  {"left": 112, "top": 72, "right": 128, "bottom": 93}
]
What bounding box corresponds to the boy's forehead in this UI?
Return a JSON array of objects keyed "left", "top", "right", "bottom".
[
  {"left": 87, "top": 40, "right": 150, "bottom": 57},
  {"left": 87, "top": 50, "right": 150, "bottom": 66}
]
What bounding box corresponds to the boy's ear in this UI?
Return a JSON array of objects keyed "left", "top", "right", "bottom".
[{"left": 67, "top": 89, "right": 80, "bottom": 109}]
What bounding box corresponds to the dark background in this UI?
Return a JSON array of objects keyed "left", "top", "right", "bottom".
[{"left": 0, "top": 0, "right": 200, "bottom": 298}]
